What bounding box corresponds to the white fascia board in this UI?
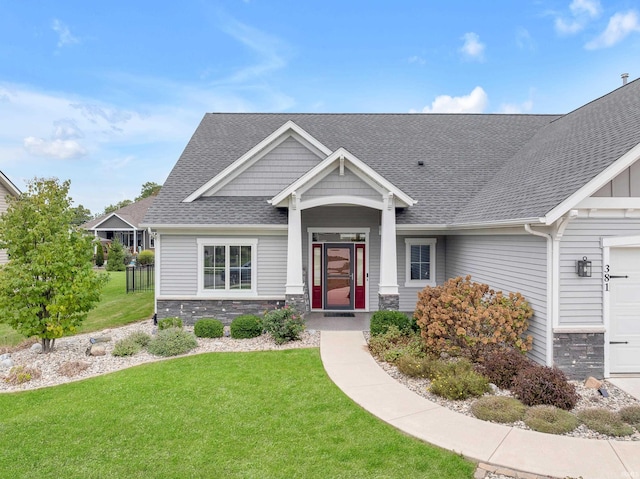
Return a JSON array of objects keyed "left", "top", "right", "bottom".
[
  {"left": 543, "top": 142, "right": 640, "bottom": 225},
  {"left": 575, "top": 197, "right": 640, "bottom": 209},
  {"left": 183, "top": 120, "right": 332, "bottom": 203},
  {"left": 92, "top": 213, "right": 136, "bottom": 230},
  {"left": 270, "top": 147, "right": 417, "bottom": 207},
  {"left": 0, "top": 171, "right": 20, "bottom": 196}
]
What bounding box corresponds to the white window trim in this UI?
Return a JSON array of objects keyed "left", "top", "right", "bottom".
[
  {"left": 197, "top": 238, "right": 258, "bottom": 297},
  {"left": 404, "top": 238, "right": 437, "bottom": 288}
]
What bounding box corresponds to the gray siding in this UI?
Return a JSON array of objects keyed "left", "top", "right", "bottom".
[
  {"left": 214, "top": 136, "right": 321, "bottom": 196},
  {"left": 0, "top": 182, "right": 12, "bottom": 264},
  {"left": 159, "top": 234, "right": 287, "bottom": 297},
  {"left": 445, "top": 234, "right": 548, "bottom": 365},
  {"left": 593, "top": 161, "right": 640, "bottom": 197},
  {"left": 98, "top": 216, "right": 134, "bottom": 229},
  {"left": 304, "top": 168, "right": 381, "bottom": 200},
  {"left": 397, "top": 235, "right": 447, "bottom": 312},
  {"left": 559, "top": 218, "right": 640, "bottom": 326},
  {"left": 302, "top": 206, "right": 381, "bottom": 310}
]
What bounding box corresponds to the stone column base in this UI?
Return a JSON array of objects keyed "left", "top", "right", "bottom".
[
  {"left": 285, "top": 294, "right": 308, "bottom": 314},
  {"left": 553, "top": 332, "right": 604, "bottom": 380},
  {"left": 378, "top": 293, "right": 400, "bottom": 311}
]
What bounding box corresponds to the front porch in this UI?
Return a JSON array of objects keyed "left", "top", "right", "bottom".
[{"left": 305, "top": 311, "right": 373, "bottom": 331}]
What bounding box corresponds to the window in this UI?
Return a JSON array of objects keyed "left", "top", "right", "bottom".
[
  {"left": 198, "top": 239, "right": 257, "bottom": 295},
  {"left": 404, "top": 238, "right": 436, "bottom": 287}
]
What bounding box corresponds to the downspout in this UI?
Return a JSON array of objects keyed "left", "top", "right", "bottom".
[{"left": 524, "top": 224, "right": 554, "bottom": 366}]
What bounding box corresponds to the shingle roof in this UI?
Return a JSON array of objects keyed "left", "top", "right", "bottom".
[
  {"left": 144, "top": 78, "right": 640, "bottom": 227},
  {"left": 84, "top": 195, "right": 157, "bottom": 229}
]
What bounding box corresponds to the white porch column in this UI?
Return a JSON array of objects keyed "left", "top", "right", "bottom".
[
  {"left": 379, "top": 193, "right": 398, "bottom": 295},
  {"left": 285, "top": 193, "right": 304, "bottom": 295}
]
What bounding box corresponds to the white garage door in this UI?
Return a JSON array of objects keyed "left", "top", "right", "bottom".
[{"left": 609, "top": 247, "right": 640, "bottom": 374}]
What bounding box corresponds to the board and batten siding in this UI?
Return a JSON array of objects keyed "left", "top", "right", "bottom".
[
  {"left": 98, "top": 216, "right": 134, "bottom": 229},
  {"left": 593, "top": 161, "right": 640, "bottom": 197},
  {"left": 304, "top": 168, "right": 381, "bottom": 200},
  {"left": 159, "top": 234, "right": 287, "bottom": 297},
  {"left": 0, "top": 182, "right": 13, "bottom": 264},
  {"left": 302, "top": 206, "right": 381, "bottom": 310},
  {"left": 214, "top": 137, "right": 321, "bottom": 197},
  {"left": 445, "top": 234, "right": 548, "bottom": 365},
  {"left": 396, "top": 235, "right": 447, "bottom": 312},
  {"left": 559, "top": 218, "right": 640, "bottom": 326}
]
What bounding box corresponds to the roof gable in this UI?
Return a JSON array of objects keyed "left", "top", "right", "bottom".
[
  {"left": 84, "top": 196, "right": 156, "bottom": 230},
  {"left": 184, "top": 120, "right": 331, "bottom": 203}
]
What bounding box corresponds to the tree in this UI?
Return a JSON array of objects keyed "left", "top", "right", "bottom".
[
  {"left": 102, "top": 199, "right": 133, "bottom": 216},
  {"left": 135, "top": 181, "right": 161, "bottom": 201},
  {"left": 0, "top": 178, "right": 108, "bottom": 353},
  {"left": 95, "top": 241, "right": 105, "bottom": 267},
  {"left": 106, "top": 238, "right": 126, "bottom": 271},
  {"left": 70, "top": 204, "right": 92, "bottom": 226}
]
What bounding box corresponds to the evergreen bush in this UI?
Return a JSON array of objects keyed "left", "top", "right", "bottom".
[
  {"left": 577, "top": 408, "right": 634, "bottom": 437},
  {"left": 95, "top": 242, "right": 105, "bottom": 267},
  {"left": 369, "top": 310, "right": 414, "bottom": 336},
  {"left": 524, "top": 405, "right": 579, "bottom": 434},
  {"left": 262, "top": 307, "right": 305, "bottom": 344},
  {"left": 619, "top": 405, "right": 640, "bottom": 429},
  {"left": 147, "top": 328, "right": 198, "bottom": 357},
  {"left": 194, "top": 318, "right": 224, "bottom": 338},
  {"left": 230, "top": 314, "right": 263, "bottom": 339},
  {"left": 112, "top": 337, "right": 142, "bottom": 357},
  {"left": 471, "top": 396, "right": 527, "bottom": 423},
  {"left": 137, "top": 249, "right": 154, "bottom": 265},
  {"left": 106, "top": 239, "right": 126, "bottom": 271}
]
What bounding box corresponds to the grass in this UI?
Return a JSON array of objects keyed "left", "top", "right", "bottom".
[
  {"left": 0, "top": 349, "right": 475, "bottom": 479},
  {"left": 0, "top": 271, "right": 153, "bottom": 347}
]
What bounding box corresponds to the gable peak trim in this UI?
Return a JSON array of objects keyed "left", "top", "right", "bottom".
[{"left": 183, "top": 120, "right": 332, "bottom": 203}]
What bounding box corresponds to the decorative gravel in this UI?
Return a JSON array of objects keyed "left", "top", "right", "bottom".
[{"left": 0, "top": 319, "right": 320, "bottom": 393}]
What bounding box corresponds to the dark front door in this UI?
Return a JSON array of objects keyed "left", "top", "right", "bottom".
[{"left": 324, "top": 244, "right": 353, "bottom": 310}]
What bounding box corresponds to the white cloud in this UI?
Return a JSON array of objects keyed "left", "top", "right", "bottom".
[
  {"left": 585, "top": 10, "right": 640, "bottom": 49},
  {"left": 23, "top": 137, "right": 87, "bottom": 159},
  {"left": 460, "top": 32, "right": 485, "bottom": 61},
  {"left": 499, "top": 99, "right": 534, "bottom": 114},
  {"left": 418, "top": 86, "right": 488, "bottom": 113},
  {"left": 51, "top": 19, "right": 79, "bottom": 48},
  {"left": 554, "top": 0, "right": 601, "bottom": 34},
  {"left": 408, "top": 55, "right": 426, "bottom": 65},
  {"left": 516, "top": 28, "right": 535, "bottom": 50}
]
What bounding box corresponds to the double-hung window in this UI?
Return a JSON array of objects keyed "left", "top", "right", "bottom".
[
  {"left": 198, "top": 238, "right": 257, "bottom": 295},
  {"left": 404, "top": 238, "right": 436, "bottom": 287}
]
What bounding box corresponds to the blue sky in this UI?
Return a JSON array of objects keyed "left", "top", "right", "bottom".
[{"left": 0, "top": 0, "right": 638, "bottom": 214}]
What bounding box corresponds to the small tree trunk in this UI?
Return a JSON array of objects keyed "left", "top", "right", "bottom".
[{"left": 41, "top": 338, "right": 56, "bottom": 353}]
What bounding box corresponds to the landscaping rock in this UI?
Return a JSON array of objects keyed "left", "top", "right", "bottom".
[
  {"left": 1, "top": 357, "right": 14, "bottom": 368},
  {"left": 489, "top": 383, "right": 500, "bottom": 394},
  {"left": 30, "top": 343, "right": 43, "bottom": 354},
  {"left": 0, "top": 353, "right": 10, "bottom": 361},
  {"left": 89, "top": 345, "right": 106, "bottom": 356},
  {"left": 585, "top": 376, "right": 603, "bottom": 389},
  {"left": 89, "top": 336, "right": 111, "bottom": 344}
]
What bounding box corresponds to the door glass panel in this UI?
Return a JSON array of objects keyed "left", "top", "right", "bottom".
[
  {"left": 313, "top": 247, "right": 321, "bottom": 286},
  {"left": 326, "top": 246, "right": 352, "bottom": 308},
  {"left": 356, "top": 247, "right": 364, "bottom": 287}
]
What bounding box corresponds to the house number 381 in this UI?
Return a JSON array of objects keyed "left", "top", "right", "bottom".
[{"left": 603, "top": 264, "right": 610, "bottom": 292}]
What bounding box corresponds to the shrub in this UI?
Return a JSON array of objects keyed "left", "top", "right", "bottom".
[
  {"left": 476, "top": 346, "right": 533, "bottom": 389},
  {"left": 230, "top": 314, "right": 263, "bottom": 339},
  {"left": 106, "top": 239, "right": 126, "bottom": 271},
  {"left": 414, "top": 275, "right": 533, "bottom": 360},
  {"left": 137, "top": 250, "right": 154, "bottom": 266},
  {"left": 370, "top": 310, "right": 414, "bottom": 336},
  {"left": 158, "top": 317, "right": 183, "bottom": 331},
  {"left": 511, "top": 365, "right": 578, "bottom": 410},
  {"left": 619, "top": 405, "right": 640, "bottom": 428},
  {"left": 471, "top": 396, "right": 527, "bottom": 423},
  {"left": 577, "top": 408, "right": 635, "bottom": 437},
  {"left": 397, "top": 354, "right": 441, "bottom": 379},
  {"left": 95, "top": 242, "right": 105, "bottom": 267},
  {"left": 262, "top": 307, "right": 304, "bottom": 344},
  {"left": 368, "top": 327, "right": 425, "bottom": 364},
  {"left": 147, "top": 328, "right": 198, "bottom": 357},
  {"left": 4, "top": 365, "right": 41, "bottom": 385},
  {"left": 128, "top": 331, "right": 152, "bottom": 347},
  {"left": 429, "top": 359, "right": 490, "bottom": 400},
  {"left": 57, "top": 361, "right": 90, "bottom": 377},
  {"left": 194, "top": 318, "right": 224, "bottom": 338},
  {"left": 524, "top": 405, "right": 579, "bottom": 434},
  {"left": 112, "top": 337, "right": 142, "bottom": 357}
]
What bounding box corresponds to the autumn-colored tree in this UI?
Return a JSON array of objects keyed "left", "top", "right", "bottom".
[{"left": 0, "top": 178, "right": 108, "bottom": 353}]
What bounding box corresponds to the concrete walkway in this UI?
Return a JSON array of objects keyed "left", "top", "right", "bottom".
[{"left": 320, "top": 330, "right": 640, "bottom": 479}]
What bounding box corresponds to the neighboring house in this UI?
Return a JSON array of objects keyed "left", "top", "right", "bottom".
[
  {"left": 83, "top": 196, "right": 156, "bottom": 253},
  {"left": 143, "top": 79, "right": 640, "bottom": 379},
  {"left": 0, "top": 171, "right": 21, "bottom": 264}
]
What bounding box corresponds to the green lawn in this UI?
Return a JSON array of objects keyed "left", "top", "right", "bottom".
[
  {"left": 0, "top": 271, "right": 153, "bottom": 347},
  {"left": 0, "top": 349, "right": 475, "bottom": 479}
]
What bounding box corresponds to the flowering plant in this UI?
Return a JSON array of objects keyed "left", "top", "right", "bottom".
[{"left": 263, "top": 306, "right": 305, "bottom": 344}]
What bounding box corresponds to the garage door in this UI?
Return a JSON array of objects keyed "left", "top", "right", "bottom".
[{"left": 609, "top": 247, "right": 640, "bottom": 374}]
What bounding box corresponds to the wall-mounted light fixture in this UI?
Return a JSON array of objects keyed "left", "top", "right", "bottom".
[{"left": 577, "top": 256, "right": 592, "bottom": 277}]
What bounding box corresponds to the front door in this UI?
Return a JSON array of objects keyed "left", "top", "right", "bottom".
[
  {"left": 609, "top": 247, "right": 640, "bottom": 374},
  {"left": 324, "top": 244, "right": 353, "bottom": 309}
]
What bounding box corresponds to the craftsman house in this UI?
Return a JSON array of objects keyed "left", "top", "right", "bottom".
[
  {"left": 143, "top": 78, "right": 640, "bottom": 378},
  {"left": 0, "top": 170, "right": 21, "bottom": 264}
]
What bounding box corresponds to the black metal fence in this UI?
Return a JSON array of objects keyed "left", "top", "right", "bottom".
[{"left": 126, "top": 264, "right": 155, "bottom": 293}]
